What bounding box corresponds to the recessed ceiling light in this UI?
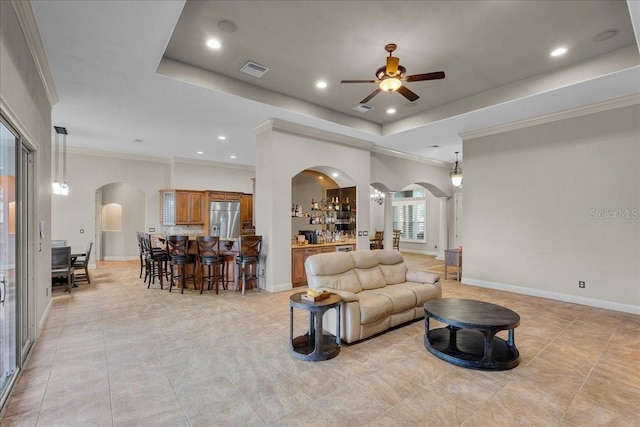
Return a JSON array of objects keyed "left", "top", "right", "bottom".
[
  {"left": 332, "top": 173, "right": 339, "bottom": 178},
  {"left": 206, "top": 39, "right": 221, "bottom": 49},
  {"left": 230, "top": 155, "right": 236, "bottom": 159},
  {"left": 550, "top": 46, "right": 567, "bottom": 57},
  {"left": 218, "top": 136, "right": 226, "bottom": 140},
  {"left": 386, "top": 108, "right": 396, "bottom": 114},
  {"left": 197, "top": 151, "right": 204, "bottom": 155},
  {"left": 217, "top": 19, "right": 237, "bottom": 33},
  {"left": 592, "top": 29, "right": 619, "bottom": 42},
  {"left": 316, "top": 81, "right": 327, "bottom": 89}
]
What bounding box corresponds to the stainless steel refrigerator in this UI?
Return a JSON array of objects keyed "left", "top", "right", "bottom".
[{"left": 209, "top": 201, "right": 241, "bottom": 239}]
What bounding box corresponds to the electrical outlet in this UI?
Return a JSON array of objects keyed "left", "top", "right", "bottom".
[
  {"left": 579, "top": 281, "right": 585, "bottom": 288},
  {"left": 80, "top": 229, "right": 84, "bottom": 234}
]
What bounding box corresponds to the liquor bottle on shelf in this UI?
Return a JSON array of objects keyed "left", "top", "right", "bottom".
[
  {"left": 335, "top": 197, "right": 340, "bottom": 211},
  {"left": 314, "top": 199, "right": 319, "bottom": 210}
]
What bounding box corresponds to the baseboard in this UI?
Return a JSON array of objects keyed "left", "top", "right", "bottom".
[
  {"left": 102, "top": 256, "right": 138, "bottom": 261},
  {"left": 38, "top": 297, "right": 53, "bottom": 336},
  {"left": 401, "top": 249, "right": 439, "bottom": 257},
  {"left": 270, "top": 281, "right": 294, "bottom": 293},
  {"left": 463, "top": 277, "right": 640, "bottom": 315}
]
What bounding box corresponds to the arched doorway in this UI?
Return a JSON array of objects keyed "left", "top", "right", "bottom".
[{"left": 95, "top": 183, "right": 145, "bottom": 261}]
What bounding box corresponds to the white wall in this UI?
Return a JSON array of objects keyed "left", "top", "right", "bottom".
[
  {"left": 100, "top": 182, "right": 145, "bottom": 260},
  {"left": 255, "top": 120, "right": 371, "bottom": 292},
  {"left": 462, "top": 102, "right": 640, "bottom": 313},
  {"left": 1, "top": 0, "right": 53, "bottom": 334},
  {"left": 172, "top": 160, "right": 254, "bottom": 193},
  {"left": 51, "top": 152, "right": 255, "bottom": 259}
]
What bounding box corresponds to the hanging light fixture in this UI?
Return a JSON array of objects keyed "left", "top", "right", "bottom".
[
  {"left": 53, "top": 126, "right": 69, "bottom": 195},
  {"left": 370, "top": 189, "right": 385, "bottom": 205},
  {"left": 450, "top": 151, "right": 463, "bottom": 187}
]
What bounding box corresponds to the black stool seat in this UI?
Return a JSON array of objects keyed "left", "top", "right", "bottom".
[{"left": 196, "top": 236, "right": 226, "bottom": 295}]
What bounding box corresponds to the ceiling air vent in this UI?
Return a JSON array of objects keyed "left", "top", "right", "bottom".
[
  {"left": 352, "top": 104, "right": 374, "bottom": 113},
  {"left": 240, "top": 61, "right": 269, "bottom": 78}
]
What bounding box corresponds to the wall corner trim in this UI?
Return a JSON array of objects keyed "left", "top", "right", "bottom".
[
  {"left": 371, "top": 146, "right": 451, "bottom": 168},
  {"left": 11, "top": 0, "right": 59, "bottom": 106}
]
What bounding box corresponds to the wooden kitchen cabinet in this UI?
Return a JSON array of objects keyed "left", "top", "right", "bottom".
[
  {"left": 160, "top": 190, "right": 205, "bottom": 225},
  {"left": 291, "top": 247, "right": 321, "bottom": 287},
  {"left": 240, "top": 193, "right": 253, "bottom": 225}
]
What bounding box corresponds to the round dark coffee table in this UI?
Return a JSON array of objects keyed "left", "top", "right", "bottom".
[
  {"left": 289, "top": 292, "right": 341, "bottom": 361},
  {"left": 424, "top": 298, "right": 520, "bottom": 370}
]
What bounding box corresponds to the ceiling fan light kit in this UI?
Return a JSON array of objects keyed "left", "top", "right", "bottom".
[{"left": 341, "top": 43, "right": 445, "bottom": 103}]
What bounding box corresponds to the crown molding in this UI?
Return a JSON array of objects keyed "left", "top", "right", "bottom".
[
  {"left": 64, "top": 146, "right": 170, "bottom": 164},
  {"left": 461, "top": 93, "right": 640, "bottom": 141},
  {"left": 11, "top": 0, "right": 58, "bottom": 106},
  {"left": 0, "top": 94, "right": 40, "bottom": 151},
  {"left": 172, "top": 156, "right": 255, "bottom": 171},
  {"left": 371, "top": 145, "right": 451, "bottom": 168},
  {"left": 254, "top": 118, "right": 374, "bottom": 151}
]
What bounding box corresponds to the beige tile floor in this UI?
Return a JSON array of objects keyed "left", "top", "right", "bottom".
[{"left": 1, "top": 254, "right": 639, "bottom": 426}]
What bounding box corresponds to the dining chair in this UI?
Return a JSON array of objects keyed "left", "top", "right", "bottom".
[
  {"left": 371, "top": 230, "right": 384, "bottom": 250},
  {"left": 51, "top": 246, "right": 74, "bottom": 292},
  {"left": 196, "top": 235, "right": 225, "bottom": 294},
  {"left": 72, "top": 241, "right": 93, "bottom": 284},
  {"left": 393, "top": 229, "right": 401, "bottom": 251},
  {"left": 166, "top": 235, "right": 196, "bottom": 293},
  {"left": 235, "top": 235, "right": 262, "bottom": 295}
]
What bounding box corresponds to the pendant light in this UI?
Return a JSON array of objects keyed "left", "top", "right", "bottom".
[
  {"left": 450, "top": 151, "right": 463, "bottom": 187},
  {"left": 53, "top": 126, "right": 69, "bottom": 195}
]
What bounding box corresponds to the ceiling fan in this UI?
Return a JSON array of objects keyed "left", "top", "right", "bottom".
[{"left": 341, "top": 43, "right": 445, "bottom": 104}]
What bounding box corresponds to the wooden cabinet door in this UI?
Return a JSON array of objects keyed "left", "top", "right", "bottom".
[
  {"left": 321, "top": 246, "right": 335, "bottom": 254},
  {"left": 175, "top": 191, "right": 190, "bottom": 224},
  {"left": 189, "top": 192, "right": 204, "bottom": 224},
  {"left": 292, "top": 249, "right": 306, "bottom": 286},
  {"left": 240, "top": 194, "right": 253, "bottom": 225}
]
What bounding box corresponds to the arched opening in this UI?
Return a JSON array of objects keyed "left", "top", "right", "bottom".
[
  {"left": 369, "top": 180, "right": 448, "bottom": 256},
  {"left": 95, "top": 182, "right": 145, "bottom": 261}
]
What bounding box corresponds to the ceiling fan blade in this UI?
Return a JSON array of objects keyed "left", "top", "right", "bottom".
[
  {"left": 360, "top": 88, "right": 381, "bottom": 104},
  {"left": 386, "top": 56, "right": 399, "bottom": 76},
  {"left": 341, "top": 79, "right": 376, "bottom": 83},
  {"left": 397, "top": 85, "right": 419, "bottom": 102},
  {"left": 404, "top": 71, "right": 445, "bottom": 82}
]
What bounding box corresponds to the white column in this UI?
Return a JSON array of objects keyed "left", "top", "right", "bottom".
[
  {"left": 436, "top": 197, "right": 449, "bottom": 260},
  {"left": 383, "top": 192, "right": 393, "bottom": 249}
]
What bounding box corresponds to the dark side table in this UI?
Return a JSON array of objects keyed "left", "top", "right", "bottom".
[
  {"left": 424, "top": 298, "right": 520, "bottom": 370},
  {"left": 289, "top": 292, "right": 341, "bottom": 361}
]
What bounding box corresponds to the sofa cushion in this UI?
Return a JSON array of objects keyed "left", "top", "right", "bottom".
[
  {"left": 370, "top": 285, "right": 417, "bottom": 314},
  {"left": 376, "top": 250, "right": 408, "bottom": 285},
  {"left": 355, "top": 267, "right": 387, "bottom": 290},
  {"left": 358, "top": 290, "right": 393, "bottom": 324},
  {"left": 399, "top": 282, "right": 441, "bottom": 305},
  {"left": 305, "top": 253, "right": 363, "bottom": 294}
]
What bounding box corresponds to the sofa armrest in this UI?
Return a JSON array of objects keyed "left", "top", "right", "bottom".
[
  {"left": 318, "top": 288, "right": 359, "bottom": 303},
  {"left": 406, "top": 270, "right": 440, "bottom": 285}
]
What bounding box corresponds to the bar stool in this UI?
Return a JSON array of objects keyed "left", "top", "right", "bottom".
[
  {"left": 166, "top": 235, "right": 196, "bottom": 293},
  {"left": 235, "top": 235, "right": 262, "bottom": 295},
  {"left": 196, "top": 235, "right": 225, "bottom": 294},
  {"left": 143, "top": 233, "right": 167, "bottom": 289}
]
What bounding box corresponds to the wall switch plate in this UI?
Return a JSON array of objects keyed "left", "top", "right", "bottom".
[
  {"left": 80, "top": 229, "right": 84, "bottom": 234},
  {"left": 363, "top": 231, "right": 368, "bottom": 236},
  {"left": 149, "top": 227, "right": 155, "bottom": 232},
  {"left": 579, "top": 281, "right": 585, "bottom": 288},
  {"left": 358, "top": 231, "right": 362, "bottom": 236}
]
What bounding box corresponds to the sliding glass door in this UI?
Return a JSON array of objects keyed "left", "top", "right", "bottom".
[
  {"left": 0, "top": 120, "right": 18, "bottom": 403},
  {"left": 0, "top": 117, "right": 34, "bottom": 409}
]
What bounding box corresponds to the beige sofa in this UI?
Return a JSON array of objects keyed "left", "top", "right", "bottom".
[{"left": 304, "top": 250, "right": 441, "bottom": 343}]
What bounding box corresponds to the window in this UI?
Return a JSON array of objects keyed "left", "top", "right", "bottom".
[{"left": 392, "top": 198, "right": 426, "bottom": 243}]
